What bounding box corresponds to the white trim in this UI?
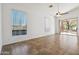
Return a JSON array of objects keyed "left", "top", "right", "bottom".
[{"left": 3, "top": 33, "right": 54, "bottom": 45}]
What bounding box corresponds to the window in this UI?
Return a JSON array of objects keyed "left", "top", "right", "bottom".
[
  {"left": 62, "top": 20, "right": 69, "bottom": 32},
  {"left": 11, "top": 9, "right": 27, "bottom": 36},
  {"left": 69, "top": 20, "right": 77, "bottom": 31},
  {"left": 60, "top": 19, "right": 77, "bottom": 33}
]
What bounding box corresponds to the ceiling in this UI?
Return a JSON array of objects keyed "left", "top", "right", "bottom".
[{"left": 55, "top": 3, "right": 79, "bottom": 13}]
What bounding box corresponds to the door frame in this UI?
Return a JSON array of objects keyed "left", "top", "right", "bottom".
[{"left": 59, "top": 17, "right": 78, "bottom": 35}]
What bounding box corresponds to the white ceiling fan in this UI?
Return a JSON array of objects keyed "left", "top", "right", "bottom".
[
  {"left": 56, "top": 4, "right": 69, "bottom": 16},
  {"left": 56, "top": 11, "right": 69, "bottom": 15},
  {"left": 49, "top": 4, "right": 69, "bottom": 16}
]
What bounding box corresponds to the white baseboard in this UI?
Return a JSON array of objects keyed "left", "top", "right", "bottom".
[{"left": 3, "top": 33, "right": 54, "bottom": 46}]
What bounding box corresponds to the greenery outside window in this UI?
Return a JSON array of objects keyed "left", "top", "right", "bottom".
[{"left": 11, "top": 9, "right": 27, "bottom": 36}]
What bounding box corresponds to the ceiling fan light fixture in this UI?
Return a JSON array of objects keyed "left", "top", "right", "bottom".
[{"left": 56, "top": 12, "right": 61, "bottom": 17}]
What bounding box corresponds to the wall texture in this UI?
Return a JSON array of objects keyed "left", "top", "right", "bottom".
[
  {"left": 0, "top": 4, "right": 2, "bottom": 53},
  {"left": 2, "top": 3, "right": 56, "bottom": 45}
]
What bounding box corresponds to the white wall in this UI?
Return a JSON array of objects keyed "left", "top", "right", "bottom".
[
  {"left": 2, "top": 3, "right": 56, "bottom": 45},
  {"left": 54, "top": 16, "right": 60, "bottom": 34},
  {"left": 0, "top": 4, "right": 2, "bottom": 54},
  {"left": 57, "top": 3, "right": 79, "bottom": 13}
]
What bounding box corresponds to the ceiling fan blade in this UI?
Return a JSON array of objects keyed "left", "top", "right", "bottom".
[{"left": 60, "top": 12, "right": 69, "bottom": 15}]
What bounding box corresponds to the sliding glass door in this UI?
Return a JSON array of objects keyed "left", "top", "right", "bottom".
[{"left": 60, "top": 18, "right": 77, "bottom": 34}]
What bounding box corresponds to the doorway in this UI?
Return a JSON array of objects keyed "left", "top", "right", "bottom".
[{"left": 60, "top": 18, "right": 78, "bottom": 35}]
